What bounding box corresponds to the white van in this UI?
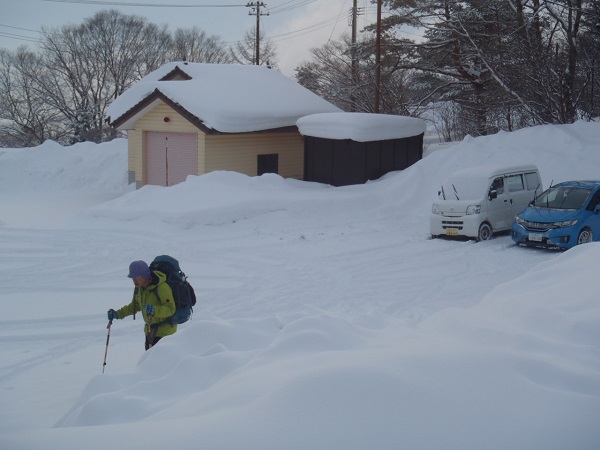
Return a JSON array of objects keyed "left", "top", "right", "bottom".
[{"left": 430, "top": 164, "right": 542, "bottom": 241}]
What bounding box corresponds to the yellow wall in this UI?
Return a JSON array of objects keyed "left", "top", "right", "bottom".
[
  {"left": 127, "top": 129, "right": 142, "bottom": 185},
  {"left": 128, "top": 101, "right": 305, "bottom": 186},
  {"left": 205, "top": 133, "right": 304, "bottom": 180}
]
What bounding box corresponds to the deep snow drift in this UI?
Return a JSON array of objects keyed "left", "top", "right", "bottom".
[{"left": 0, "top": 121, "right": 599, "bottom": 450}]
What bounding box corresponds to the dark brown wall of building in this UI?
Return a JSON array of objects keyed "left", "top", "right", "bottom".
[{"left": 304, "top": 134, "right": 424, "bottom": 186}]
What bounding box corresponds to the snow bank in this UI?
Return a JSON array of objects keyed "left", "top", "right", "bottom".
[{"left": 0, "top": 139, "right": 132, "bottom": 228}]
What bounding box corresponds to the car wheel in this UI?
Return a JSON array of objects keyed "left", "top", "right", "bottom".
[
  {"left": 477, "top": 223, "right": 493, "bottom": 241},
  {"left": 577, "top": 228, "right": 593, "bottom": 245}
]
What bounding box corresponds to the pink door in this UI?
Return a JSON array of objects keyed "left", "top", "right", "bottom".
[{"left": 146, "top": 132, "right": 197, "bottom": 186}]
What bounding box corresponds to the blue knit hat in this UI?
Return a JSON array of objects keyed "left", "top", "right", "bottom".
[{"left": 128, "top": 260, "right": 151, "bottom": 279}]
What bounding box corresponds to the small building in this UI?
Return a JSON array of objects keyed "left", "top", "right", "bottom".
[
  {"left": 106, "top": 62, "right": 341, "bottom": 188},
  {"left": 297, "top": 113, "right": 426, "bottom": 186}
]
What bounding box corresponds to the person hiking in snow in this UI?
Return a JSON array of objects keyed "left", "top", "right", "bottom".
[{"left": 107, "top": 260, "right": 177, "bottom": 350}]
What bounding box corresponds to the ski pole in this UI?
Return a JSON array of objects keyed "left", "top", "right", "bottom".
[{"left": 102, "top": 319, "right": 113, "bottom": 373}]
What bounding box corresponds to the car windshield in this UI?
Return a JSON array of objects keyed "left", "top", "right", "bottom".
[{"left": 532, "top": 186, "right": 591, "bottom": 210}]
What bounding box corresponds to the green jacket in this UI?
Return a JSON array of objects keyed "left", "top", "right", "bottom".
[{"left": 117, "top": 271, "right": 177, "bottom": 337}]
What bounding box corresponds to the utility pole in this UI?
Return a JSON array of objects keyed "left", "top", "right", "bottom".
[
  {"left": 350, "top": 0, "right": 358, "bottom": 111},
  {"left": 247, "top": 2, "right": 269, "bottom": 65},
  {"left": 349, "top": 1, "right": 364, "bottom": 111},
  {"left": 375, "top": 0, "right": 382, "bottom": 113}
]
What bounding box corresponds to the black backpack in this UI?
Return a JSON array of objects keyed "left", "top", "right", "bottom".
[{"left": 149, "top": 255, "right": 196, "bottom": 325}]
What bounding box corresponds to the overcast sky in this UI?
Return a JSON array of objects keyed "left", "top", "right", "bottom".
[{"left": 0, "top": 0, "right": 382, "bottom": 77}]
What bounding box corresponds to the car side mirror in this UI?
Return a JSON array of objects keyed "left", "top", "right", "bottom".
[
  {"left": 489, "top": 190, "right": 498, "bottom": 200},
  {"left": 595, "top": 204, "right": 600, "bottom": 214}
]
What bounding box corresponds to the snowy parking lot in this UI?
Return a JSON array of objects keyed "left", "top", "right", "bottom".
[{"left": 1, "top": 121, "right": 600, "bottom": 449}]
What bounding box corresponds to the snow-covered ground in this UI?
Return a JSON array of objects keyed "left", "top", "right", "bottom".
[{"left": 1, "top": 121, "right": 599, "bottom": 449}]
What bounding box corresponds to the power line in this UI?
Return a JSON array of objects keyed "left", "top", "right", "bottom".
[
  {"left": 43, "top": 0, "right": 246, "bottom": 7},
  {"left": 269, "top": 16, "right": 341, "bottom": 42},
  {"left": 219, "top": 14, "right": 341, "bottom": 46},
  {"left": 0, "top": 24, "right": 41, "bottom": 44},
  {"left": 5, "top": 0, "right": 382, "bottom": 50},
  {"left": 269, "top": 0, "right": 317, "bottom": 15},
  {"left": 0, "top": 32, "right": 40, "bottom": 44},
  {"left": 263, "top": 3, "right": 381, "bottom": 45},
  {"left": 0, "top": 24, "right": 41, "bottom": 34},
  {"left": 328, "top": 0, "right": 350, "bottom": 42}
]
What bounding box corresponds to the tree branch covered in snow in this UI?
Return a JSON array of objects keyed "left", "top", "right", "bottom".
[{"left": 296, "top": 0, "right": 599, "bottom": 141}]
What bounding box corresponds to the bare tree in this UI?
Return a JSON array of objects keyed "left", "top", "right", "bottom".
[
  {"left": 231, "top": 27, "right": 278, "bottom": 67},
  {"left": 295, "top": 33, "right": 413, "bottom": 115},
  {"left": 0, "top": 47, "right": 68, "bottom": 147},
  {"left": 39, "top": 10, "right": 172, "bottom": 143},
  {"left": 87, "top": 10, "right": 172, "bottom": 98},
  {"left": 0, "top": 9, "right": 247, "bottom": 147},
  {"left": 171, "top": 27, "right": 233, "bottom": 64}
]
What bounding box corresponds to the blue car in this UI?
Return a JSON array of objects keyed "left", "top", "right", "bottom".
[{"left": 512, "top": 180, "right": 600, "bottom": 249}]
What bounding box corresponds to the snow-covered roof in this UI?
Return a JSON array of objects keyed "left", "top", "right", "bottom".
[
  {"left": 296, "top": 112, "right": 426, "bottom": 142},
  {"left": 107, "top": 62, "right": 342, "bottom": 133}
]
